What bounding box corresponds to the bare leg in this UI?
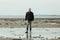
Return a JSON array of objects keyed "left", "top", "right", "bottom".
[
  {"left": 25, "top": 23, "right": 29, "bottom": 33},
  {"left": 26, "top": 25, "right": 28, "bottom": 33},
  {"left": 30, "top": 22, "right": 32, "bottom": 32},
  {"left": 27, "top": 24, "right": 28, "bottom": 32}
]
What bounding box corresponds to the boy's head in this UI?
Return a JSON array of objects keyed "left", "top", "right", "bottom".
[{"left": 29, "top": 8, "right": 31, "bottom": 12}]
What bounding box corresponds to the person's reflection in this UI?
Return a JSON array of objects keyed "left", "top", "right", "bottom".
[
  {"left": 26, "top": 33, "right": 28, "bottom": 40},
  {"left": 26, "top": 32, "right": 32, "bottom": 40},
  {"left": 30, "top": 32, "right": 32, "bottom": 40}
]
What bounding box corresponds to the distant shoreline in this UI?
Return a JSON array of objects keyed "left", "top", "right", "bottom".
[
  {"left": 0, "top": 18, "right": 60, "bottom": 19},
  {"left": 0, "top": 15, "right": 60, "bottom": 18}
]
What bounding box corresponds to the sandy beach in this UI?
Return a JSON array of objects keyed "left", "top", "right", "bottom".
[
  {"left": 0, "top": 18, "right": 60, "bottom": 28},
  {"left": 0, "top": 18, "right": 60, "bottom": 40}
]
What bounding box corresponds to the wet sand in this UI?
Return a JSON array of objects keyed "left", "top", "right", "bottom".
[
  {"left": 0, "top": 28, "right": 60, "bottom": 40},
  {"left": 0, "top": 38, "right": 60, "bottom": 40},
  {"left": 0, "top": 18, "right": 60, "bottom": 28},
  {"left": 0, "top": 18, "right": 60, "bottom": 40}
]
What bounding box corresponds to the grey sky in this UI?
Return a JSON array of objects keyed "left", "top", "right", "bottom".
[{"left": 0, "top": 0, "right": 60, "bottom": 15}]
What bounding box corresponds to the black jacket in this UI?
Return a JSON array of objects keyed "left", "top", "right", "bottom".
[{"left": 25, "top": 11, "right": 34, "bottom": 21}]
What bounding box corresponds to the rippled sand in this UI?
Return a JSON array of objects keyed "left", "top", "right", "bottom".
[{"left": 0, "top": 18, "right": 60, "bottom": 28}]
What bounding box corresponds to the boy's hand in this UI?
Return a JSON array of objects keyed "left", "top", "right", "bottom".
[{"left": 24, "top": 20, "right": 28, "bottom": 25}]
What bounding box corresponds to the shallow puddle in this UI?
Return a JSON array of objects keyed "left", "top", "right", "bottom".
[{"left": 0, "top": 28, "right": 60, "bottom": 40}]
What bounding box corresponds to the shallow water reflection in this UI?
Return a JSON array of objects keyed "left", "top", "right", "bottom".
[{"left": 0, "top": 28, "right": 60, "bottom": 40}]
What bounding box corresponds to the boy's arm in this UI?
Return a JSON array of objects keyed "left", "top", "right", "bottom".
[
  {"left": 25, "top": 12, "right": 27, "bottom": 20},
  {"left": 32, "top": 13, "right": 34, "bottom": 21}
]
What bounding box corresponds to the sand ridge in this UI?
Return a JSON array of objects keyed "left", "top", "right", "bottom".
[{"left": 0, "top": 18, "right": 60, "bottom": 28}]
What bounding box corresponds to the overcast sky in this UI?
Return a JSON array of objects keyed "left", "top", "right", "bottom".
[{"left": 0, "top": 0, "right": 60, "bottom": 15}]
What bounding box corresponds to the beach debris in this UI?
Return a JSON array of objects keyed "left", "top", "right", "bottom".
[
  {"left": 33, "top": 36, "right": 40, "bottom": 38},
  {"left": 33, "top": 35, "right": 41, "bottom": 38},
  {"left": 13, "top": 38, "right": 22, "bottom": 40},
  {"left": 58, "top": 37, "right": 60, "bottom": 39}
]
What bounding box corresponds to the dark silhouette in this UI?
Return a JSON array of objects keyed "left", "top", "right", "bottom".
[
  {"left": 25, "top": 32, "right": 32, "bottom": 40},
  {"left": 25, "top": 8, "right": 34, "bottom": 33},
  {"left": 26, "top": 33, "right": 28, "bottom": 40},
  {"left": 30, "top": 32, "right": 32, "bottom": 40}
]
